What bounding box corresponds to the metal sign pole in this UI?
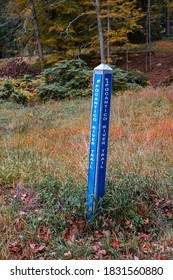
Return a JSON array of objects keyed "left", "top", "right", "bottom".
[{"left": 87, "top": 63, "right": 113, "bottom": 220}]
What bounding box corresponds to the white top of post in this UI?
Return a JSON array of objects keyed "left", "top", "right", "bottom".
[{"left": 94, "top": 63, "right": 113, "bottom": 74}]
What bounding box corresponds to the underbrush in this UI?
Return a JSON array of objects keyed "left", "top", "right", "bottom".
[{"left": 0, "top": 59, "right": 148, "bottom": 105}]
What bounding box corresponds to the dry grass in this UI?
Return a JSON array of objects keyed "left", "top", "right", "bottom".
[{"left": 0, "top": 86, "right": 173, "bottom": 259}]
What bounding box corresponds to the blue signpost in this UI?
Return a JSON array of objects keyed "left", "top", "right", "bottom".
[{"left": 87, "top": 63, "right": 113, "bottom": 220}]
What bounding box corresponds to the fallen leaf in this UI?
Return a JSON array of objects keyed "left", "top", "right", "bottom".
[
  {"left": 125, "top": 220, "right": 131, "bottom": 225},
  {"left": 103, "top": 230, "right": 110, "bottom": 237},
  {"left": 29, "top": 243, "right": 36, "bottom": 250},
  {"left": 8, "top": 242, "right": 23, "bottom": 253},
  {"left": 64, "top": 251, "right": 72, "bottom": 259},
  {"left": 165, "top": 211, "right": 172, "bottom": 218},
  {"left": 91, "top": 242, "right": 102, "bottom": 252},
  {"left": 21, "top": 193, "right": 28, "bottom": 201},
  {"left": 65, "top": 227, "right": 78, "bottom": 241},
  {"left": 110, "top": 239, "right": 123, "bottom": 249},
  {"left": 95, "top": 231, "right": 103, "bottom": 238},
  {"left": 38, "top": 226, "right": 51, "bottom": 241},
  {"left": 144, "top": 218, "right": 149, "bottom": 224},
  {"left": 137, "top": 233, "right": 152, "bottom": 241},
  {"left": 96, "top": 249, "right": 107, "bottom": 258},
  {"left": 19, "top": 211, "right": 26, "bottom": 216},
  {"left": 35, "top": 244, "right": 45, "bottom": 252}
]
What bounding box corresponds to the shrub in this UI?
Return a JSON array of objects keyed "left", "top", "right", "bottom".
[
  {"left": 0, "top": 79, "right": 33, "bottom": 105},
  {"left": 112, "top": 67, "right": 148, "bottom": 92},
  {"left": 0, "top": 57, "right": 39, "bottom": 78},
  {"left": 37, "top": 60, "right": 148, "bottom": 101},
  {"left": 0, "top": 80, "right": 14, "bottom": 100},
  {"left": 163, "top": 76, "right": 173, "bottom": 86},
  {"left": 37, "top": 59, "right": 92, "bottom": 101}
]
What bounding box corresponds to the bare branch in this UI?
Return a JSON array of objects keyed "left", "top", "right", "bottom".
[
  {"left": 80, "top": 35, "right": 97, "bottom": 50},
  {"left": 0, "top": 18, "right": 19, "bottom": 27},
  {"left": 0, "top": 21, "right": 25, "bottom": 41},
  {"left": 61, "top": 11, "right": 95, "bottom": 36}
]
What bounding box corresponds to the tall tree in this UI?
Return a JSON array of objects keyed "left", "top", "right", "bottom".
[
  {"left": 146, "top": 0, "right": 151, "bottom": 72},
  {"left": 29, "top": 0, "right": 44, "bottom": 69},
  {"left": 95, "top": 0, "right": 105, "bottom": 63},
  {"left": 165, "top": 0, "right": 173, "bottom": 37},
  {"left": 6, "top": 0, "right": 44, "bottom": 67},
  {"left": 107, "top": 0, "right": 111, "bottom": 61},
  {"left": 0, "top": 0, "right": 22, "bottom": 58},
  {"left": 100, "top": 0, "right": 143, "bottom": 61}
]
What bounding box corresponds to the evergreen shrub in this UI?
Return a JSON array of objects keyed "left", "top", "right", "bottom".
[
  {"left": 112, "top": 67, "right": 148, "bottom": 92},
  {"left": 37, "top": 60, "right": 148, "bottom": 101},
  {"left": 37, "top": 59, "right": 92, "bottom": 101}
]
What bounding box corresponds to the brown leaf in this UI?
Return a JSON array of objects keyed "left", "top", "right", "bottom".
[
  {"left": 29, "top": 243, "right": 36, "bottom": 250},
  {"left": 137, "top": 233, "right": 152, "bottom": 241},
  {"left": 165, "top": 211, "right": 172, "bottom": 217},
  {"left": 21, "top": 193, "right": 28, "bottom": 201},
  {"left": 95, "top": 231, "right": 103, "bottom": 238},
  {"left": 103, "top": 230, "right": 110, "bottom": 237},
  {"left": 110, "top": 239, "right": 123, "bottom": 249},
  {"left": 8, "top": 242, "right": 23, "bottom": 253},
  {"left": 91, "top": 245, "right": 98, "bottom": 252},
  {"left": 38, "top": 226, "right": 51, "bottom": 242},
  {"left": 144, "top": 218, "right": 149, "bottom": 224},
  {"left": 65, "top": 227, "right": 78, "bottom": 241},
  {"left": 29, "top": 242, "right": 46, "bottom": 253},
  {"left": 125, "top": 219, "right": 131, "bottom": 225},
  {"left": 96, "top": 249, "right": 107, "bottom": 258},
  {"left": 19, "top": 211, "right": 26, "bottom": 216},
  {"left": 64, "top": 251, "right": 72, "bottom": 259},
  {"left": 35, "top": 244, "right": 45, "bottom": 252}
]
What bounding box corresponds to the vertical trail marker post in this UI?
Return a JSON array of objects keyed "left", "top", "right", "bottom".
[{"left": 87, "top": 63, "right": 113, "bottom": 221}]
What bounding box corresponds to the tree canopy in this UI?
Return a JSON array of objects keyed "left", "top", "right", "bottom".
[{"left": 0, "top": 0, "right": 172, "bottom": 61}]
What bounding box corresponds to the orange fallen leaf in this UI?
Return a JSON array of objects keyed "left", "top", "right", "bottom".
[
  {"left": 110, "top": 239, "right": 123, "bottom": 249},
  {"left": 165, "top": 211, "right": 172, "bottom": 217},
  {"left": 95, "top": 231, "right": 103, "bottom": 238}
]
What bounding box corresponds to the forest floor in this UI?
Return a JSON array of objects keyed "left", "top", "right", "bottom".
[
  {"left": 114, "top": 39, "right": 173, "bottom": 86},
  {"left": 116, "top": 51, "right": 173, "bottom": 87},
  {"left": 1, "top": 40, "right": 173, "bottom": 87}
]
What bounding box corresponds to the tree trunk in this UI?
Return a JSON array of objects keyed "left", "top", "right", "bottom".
[
  {"left": 166, "top": 5, "right": 171, "bottom": 37},
  {"left": 107, "top": 0, "right": 110, "bottom": 62},
  {"left": 29, "top": 0, "right": 44, "bottom": 69},
  {"left": 146, "top": 0, "right": 151, "bottom": 72},
  {"left": 95, "top": 0, "right": 106, "bottom": 63},
  {"left": 126, "top": 49, "right": 129, "bottom": 72}
]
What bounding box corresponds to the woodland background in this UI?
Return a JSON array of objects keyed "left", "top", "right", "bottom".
[
  {"left": 0, "top": 1, "right": 173, "bottom": 67},
  {"left": 0, "top": 0, "right": 173, "bottom": 260}
]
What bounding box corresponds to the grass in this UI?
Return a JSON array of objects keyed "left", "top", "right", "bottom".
[{"left": 0, "top": 87, "right": 173, "bottom": 259}]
